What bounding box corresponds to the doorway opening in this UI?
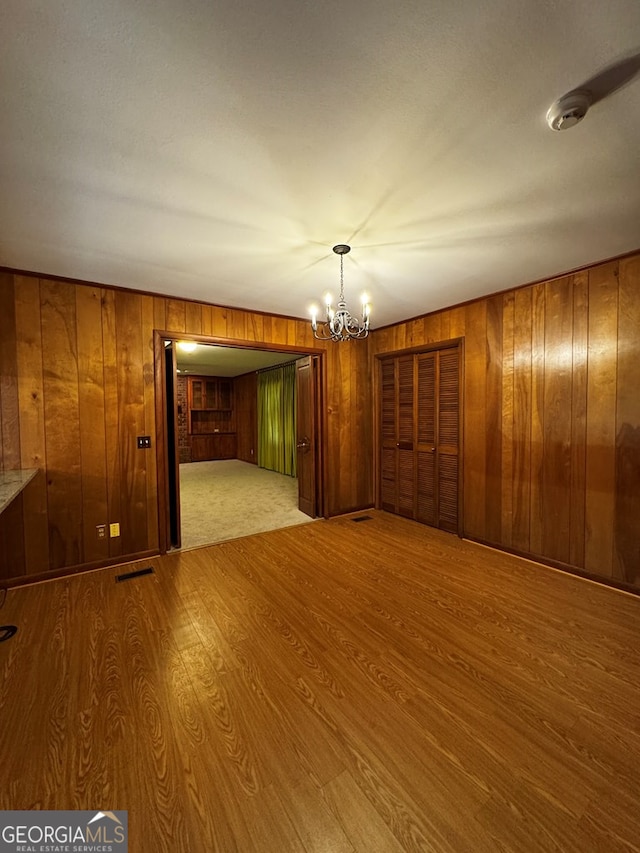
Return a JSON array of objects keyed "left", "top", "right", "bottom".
[{"left": 155, "top": 334, "right": 325, "bottom": 552}]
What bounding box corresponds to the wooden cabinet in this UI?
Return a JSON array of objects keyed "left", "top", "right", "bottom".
[
  {"left": 380, "top": 346, "right": 460, "bottom": 533},
  {"left": 191, "top": 433, "right": 237, "bottom": 462},
  {"left": 187, "top": 376, "right": 236, "bottom": 461},
  {"left": 189, "top": 377, "right": 232, "bottom": 412}
]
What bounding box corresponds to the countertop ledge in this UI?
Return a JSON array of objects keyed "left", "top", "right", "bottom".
[{"left": 0, "top": 468, "right": 39, "bottom": 516}]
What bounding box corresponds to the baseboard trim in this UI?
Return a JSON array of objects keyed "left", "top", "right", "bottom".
[
  {"left": 465, "top": 536, "right": 639, "bottom": 597},
  {"left": 2, "top": 550, "right": 161, "bottom": 589},
  {"left": 326, "top": 504, "right": 375, "bottom": 519}
]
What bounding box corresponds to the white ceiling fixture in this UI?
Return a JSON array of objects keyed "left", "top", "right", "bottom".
[{"left": 546, "top": 91, "right": 592, "bottom": 131}]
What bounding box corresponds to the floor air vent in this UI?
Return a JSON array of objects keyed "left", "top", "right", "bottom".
[
  {"left": 116, "top": 567, "right": 155, "bottom": 583},
  {"left": 351, "top": 515, "right": 373, "bottom": 523}
]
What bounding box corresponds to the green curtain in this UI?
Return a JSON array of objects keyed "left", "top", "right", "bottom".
[{"left": 257, "top": 362, "right": 297, "bottom": 477}]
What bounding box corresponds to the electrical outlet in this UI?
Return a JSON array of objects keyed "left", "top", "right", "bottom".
[
  {"left": 109, "top": 522, "right": 120, "bottom": 538},
  {"left": 96, "top": 524, "right": 107, "bottom": 539}
]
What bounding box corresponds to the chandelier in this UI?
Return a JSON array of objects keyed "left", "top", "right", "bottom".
[{"left": 311, "top": 244, "right": 371, "bottom": 341}]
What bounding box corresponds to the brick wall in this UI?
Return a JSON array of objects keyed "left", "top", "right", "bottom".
[{"left": 177, "top": 376, "right": 191, "bottom": 463}]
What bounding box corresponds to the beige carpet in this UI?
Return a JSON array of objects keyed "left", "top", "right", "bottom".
[{"left": 179, "top": 459, "right": 315, "bottom": 549}]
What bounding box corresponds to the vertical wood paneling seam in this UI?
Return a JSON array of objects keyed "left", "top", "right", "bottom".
[
  {"left": 40, "top": 279, "right": 83, "bottom": 568},
  {"left": 485, "top": 297, "right": 503, "bottom": 542},
  {"left": 541, "top": 290, "right": 547, "bottom": 554},
  {"left": 568, "top": 274, "right": 588, "bottom": 569},
  {"left": 542, "top": 278, "right": 574, "bottom": 563},
  {"left": 102, "top": 290, "right": 123, "bottom": 558},
  {"left": 15, "top": 277, "right": 48, "bottom": 571},
  {"left": 513, "top": 288, "right": 533, "bottom": 554},
  {"left": 141, "top": 296, "right": 159, "bottom": 551},
  {"left": 612, "top": 256, "right": 640, "bottom": 583},
  {"left": 37, "top": 283, "right": 46, "bottom": 473},
  {"left": 584, "top": 270, "right": 594, "bottom": 572},
  {"left": 38, "top": 279, "right": 54, "bottom": 550},
  {"left": 526, "top": 294, "right": 533, "bottom": 553},
  {"left": 584, "top": 272, "right": 592, "bottom": 571},
  {"left": 115, "top": 295, "right": 147, "bottom": 553},
  {"left": 608, "top": 263, "right": 620, "bottom": 575},
  {"left": 75, "top": 288, "right": 86, "bottom": 562},
  {"left": 0, "top": 276, "right": 18, "bottom": 469},
  {"left": 529, "top": 284, "right": 546, "bottom": 555},
  {"left": 501, "top": 295, "right": 514, "bottom": 546},
  {"left": 102, "top": 290, "right": 113, "bottom": 557},
  {"left": 584, "top": 262, "right": 619, "bottom": 576}
]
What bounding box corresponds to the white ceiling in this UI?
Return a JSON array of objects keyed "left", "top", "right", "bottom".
[
  {"left": 1, "top": 1, "right": 639, "bottom": 329},
  {"left": 173, "top": 342, "right": 304, "bottom": 377}
]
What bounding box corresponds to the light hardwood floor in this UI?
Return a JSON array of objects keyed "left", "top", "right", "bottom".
[{"left": 1, "top": 511, "right": 639, "bottom": 852}]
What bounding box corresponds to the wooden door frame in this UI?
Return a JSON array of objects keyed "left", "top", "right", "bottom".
[
  {"left": 295, "top": 354, "right": 324, "bottom": 518},
  {"left": 372, "top": 337, "right": 465, "bottom": 536},
  {"left": 154, "top": 330, "right": 327, "bottom": 554}
]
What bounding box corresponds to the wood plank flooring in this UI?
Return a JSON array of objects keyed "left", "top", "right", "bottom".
[{"left": 1, "top": 511, "right": 639, "bottom": 852}]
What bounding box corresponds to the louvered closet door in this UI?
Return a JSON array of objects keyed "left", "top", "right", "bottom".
[
  {"left": 396, "top": 356, "right": 415, "bottom": 517},
  {"left": 436, "top": 349, "right": 460, "bottom": 532},
  {"left": 380, "top": 358, "right": 397, "bottom": 512},
  {"left": 416, "top": 353, "right": 436, "bottom": 526},
  {"left": 380, "top": 355, "right": 415, "bottom": 516},
  {"left": 379, "top": 346, "right": 460, "bottom": 532}
]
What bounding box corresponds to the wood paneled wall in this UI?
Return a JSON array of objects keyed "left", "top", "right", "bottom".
[
  {"left": 0, "top": 490, "right": 26, "bottom": 579},
  {"left": 0, "top": 272, "right": 373, "bottom": 580},
  {"left": 234, "top": 371, "right": 258, "bottom": 464},
  {"left": 370, "top": 253, "right": 640, "bottom": 589},
  {"left": 4, "top": 251, "right": 636, "bottom": 588}
]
